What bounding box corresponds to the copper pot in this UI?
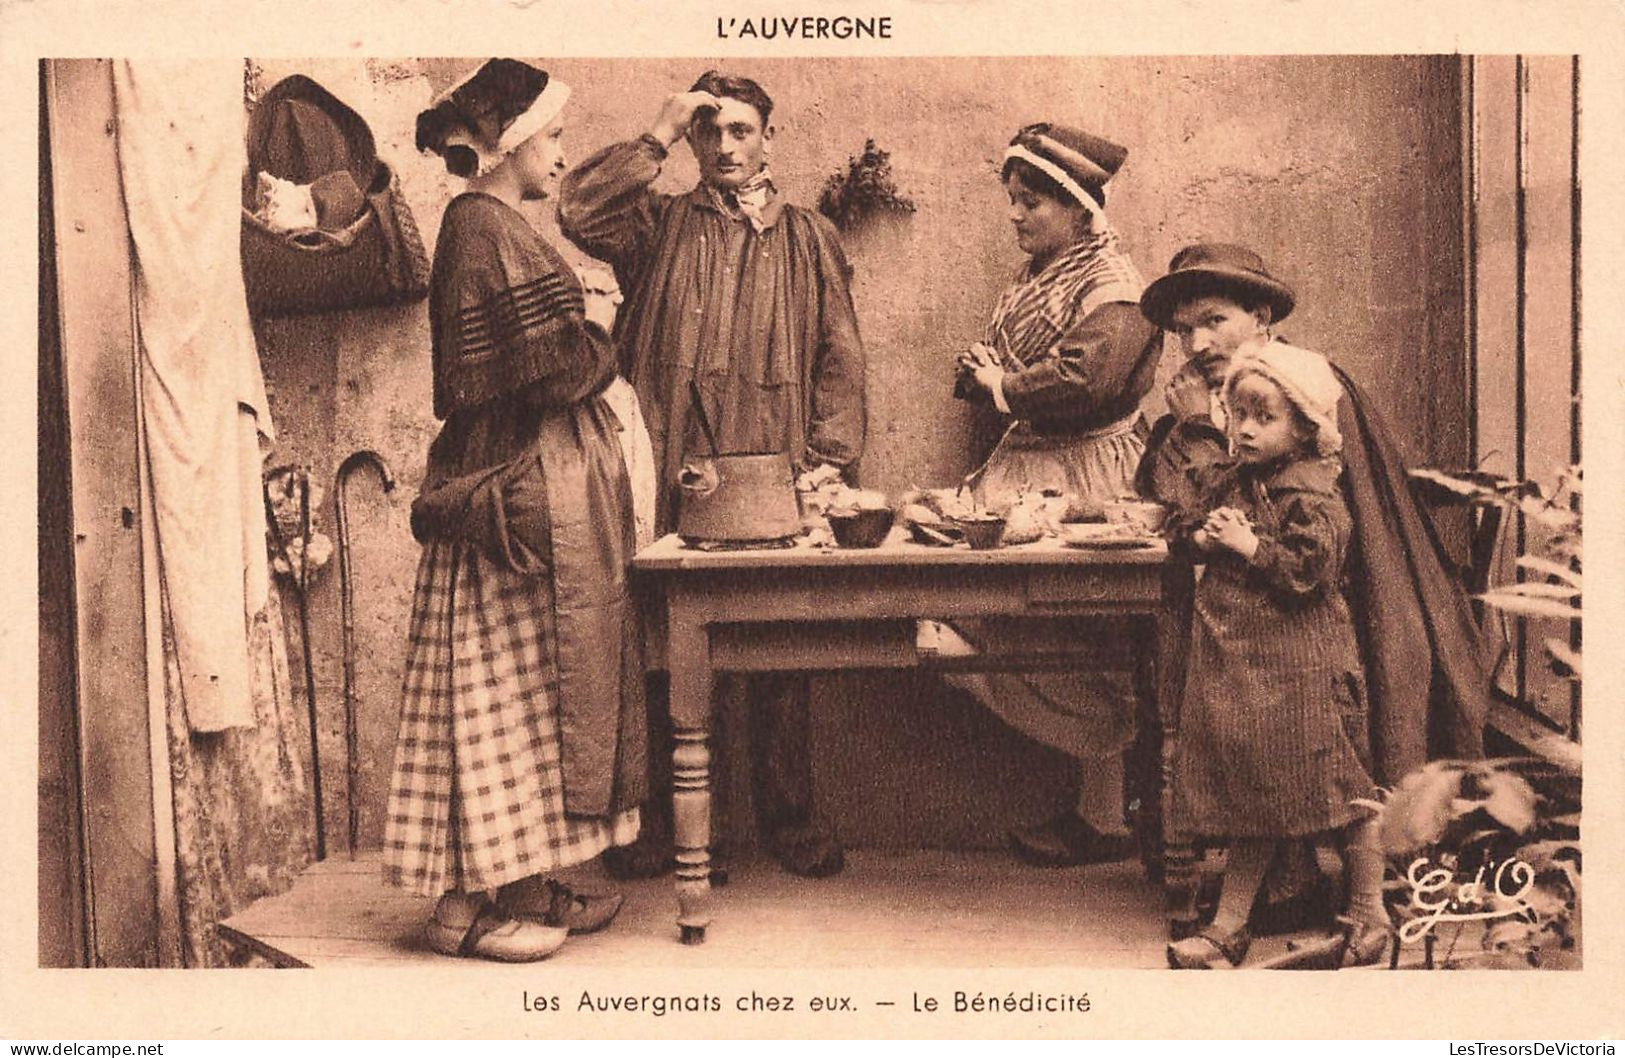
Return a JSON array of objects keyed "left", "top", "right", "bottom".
[{"left": 676, "top": 451, "right": 801, "bottom": 543}]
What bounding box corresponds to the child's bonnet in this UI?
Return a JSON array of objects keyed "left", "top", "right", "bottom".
[{"left": 1223, "top": 341, "right": 1344, "bottom": 457}]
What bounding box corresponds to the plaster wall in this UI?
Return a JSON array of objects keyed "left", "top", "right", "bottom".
[{"left": 251, "top": 55, "right": 1460, "bottom": 851}]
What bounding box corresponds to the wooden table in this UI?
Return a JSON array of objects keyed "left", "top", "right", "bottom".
[{"left": 633, "top": 530, "right": 1195, "bottom": 944}]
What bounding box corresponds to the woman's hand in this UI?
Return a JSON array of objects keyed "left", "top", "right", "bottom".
[
  {"left": 577, "top": 264, "right": 622, "bottom": 332},
  {"left": 955, "top": 342, "right": 998, "bottom": 371},
  {"left": 955, "top": 343, "right": 1005, "bottom": 397},
  {"left": 1164, "top": 361, "right": 1216, "bottom": 421},
  {"left": 647, "top": 90, "right": 724, "bottom": 150},
  {"left": 966, "top": 342, "right": 999, "bottom": 367},
  {"left": 971, "top": 364, "right": 1005, "bottom": 395},
  {"left": 1202, "top": 506, "right": 1259, "bottom": 559},
  {"left": 583, "top": 292, "right": 619, "bottom": 333},
  {"left": 955, "top": 363, "right": 1005, "bottom": 398}
]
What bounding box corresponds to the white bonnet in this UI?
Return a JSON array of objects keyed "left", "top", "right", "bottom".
[{"left": 1224, "top": 341, "right": 1343, "bottom": 456}]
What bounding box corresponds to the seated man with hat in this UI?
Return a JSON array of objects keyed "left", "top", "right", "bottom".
[{"left": 1136, "top": 243, "right": 1492, "bottom": 941}]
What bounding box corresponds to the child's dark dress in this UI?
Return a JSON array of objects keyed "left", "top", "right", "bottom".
[{"left": 1171, "top": 454, "right": 1376, "bottom": 840}]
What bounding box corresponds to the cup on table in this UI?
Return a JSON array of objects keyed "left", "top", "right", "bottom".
[{"left": 1102, "top": 499, "right": 1168, "bottom": 534}]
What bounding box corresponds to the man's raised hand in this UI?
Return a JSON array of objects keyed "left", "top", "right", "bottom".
[
  {"left": 648, "top": 90, "right": 724, "bottom": 149},
  {"left": 1165, "top": 362, "right": 1215, "bottom": 421}
]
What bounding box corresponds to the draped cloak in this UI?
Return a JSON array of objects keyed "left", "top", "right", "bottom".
[{"left": 1137, "top": 341, "right": 1490, "bottom": 785}]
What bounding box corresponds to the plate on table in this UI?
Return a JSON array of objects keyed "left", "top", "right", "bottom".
[
  {"left": 905, "top": 519, "right": 964, "bottom": 547},
  {"left": 1060, "top": 523, "right": 1159, "bottom": 550}
]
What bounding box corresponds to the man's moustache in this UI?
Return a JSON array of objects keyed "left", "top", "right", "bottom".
[{"left": 1196, "top": 353, "right": 1229, "bottom": 381}]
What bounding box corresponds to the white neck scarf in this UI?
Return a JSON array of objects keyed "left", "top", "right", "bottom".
[{"left": 708, "top": 166, "right": 776, "bottom": 232}]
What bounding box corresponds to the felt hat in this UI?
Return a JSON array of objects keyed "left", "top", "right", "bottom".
[
  {"left": 1003, "top": 122, "right": 1127, "bottom": 217},
  {"left": 415, "top": 59, "right": 571, "bottom": 178},
  {"left": 1224, "top": 341, "right": 1344, "bottom": 456},
  {"left": 1140, "top": 243, "right": 1296, "bottom": 330}
]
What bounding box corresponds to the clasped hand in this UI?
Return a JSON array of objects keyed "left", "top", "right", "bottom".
[
  {"left": 1193, "top": 506, "right": 1259, "bottom": 560},
  {"left": 955, "top": 342, "right": 1004, "bottom": 396},
  {"left": 1164, "top": 361, "right": 1217, "bottom": 421},
  {"left": 577, "top": 264, "right": 622, "bottom": 333}
]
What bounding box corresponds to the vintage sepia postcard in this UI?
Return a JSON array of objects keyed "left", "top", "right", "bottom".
[{"left": 4, "top": 0, "right": 1623, "bottom": 1042}]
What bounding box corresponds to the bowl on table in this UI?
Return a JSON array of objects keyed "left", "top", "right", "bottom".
[
  {"left": 1102, "top": 499, "right": 1168, "bottom": 534},
  {"left": 827, "top": 507, "right": 895, "bottom": 548},
  {"left": 953, "top": 513, "right": 1007, "bottom": 551}
]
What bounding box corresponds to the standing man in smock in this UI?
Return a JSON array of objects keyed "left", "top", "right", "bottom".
[{"left": 560, "top": 70, "right": 866, "bottom": 879}]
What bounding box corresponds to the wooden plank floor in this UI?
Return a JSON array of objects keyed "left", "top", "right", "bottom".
[
  {"left": 218, "top": 850, "right": 1193, "bottom": 969},
  {"left": 218, "top": 850, "right": 1365, "bottom": 970}
]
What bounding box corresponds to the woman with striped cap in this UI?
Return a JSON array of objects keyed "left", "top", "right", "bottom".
[{"left": 925, "top": 122, "right": 1161, "bottom": 870}]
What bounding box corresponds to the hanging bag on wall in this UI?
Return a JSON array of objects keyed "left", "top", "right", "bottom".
[{"left": 241, "top": 75, "right": 430, "bottom": 317}]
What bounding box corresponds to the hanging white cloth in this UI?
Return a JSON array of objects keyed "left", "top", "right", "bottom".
[
  {"left": 113, "top": 59, "right": 273, "bottom": 732},
  {"left": 602, "top": 376, "right": 657, "bottom": 550}
]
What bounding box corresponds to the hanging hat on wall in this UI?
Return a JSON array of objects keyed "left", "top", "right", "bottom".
[
  {"left": 415, "top": 59, "right": 571, "bottom": 178},
  {"left": 1003, "top": 122, "right": 1128, "bottom": 218},
  {"left": 1139, "top": 243, "right": 1297, "bottom": 330}
]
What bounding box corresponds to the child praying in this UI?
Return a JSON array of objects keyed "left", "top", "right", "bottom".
[{"left": 1164, "top": 342, "right": 1390, "bottom": 969}]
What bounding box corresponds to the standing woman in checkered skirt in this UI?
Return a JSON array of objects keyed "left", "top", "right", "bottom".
[{"left": 383, "top": 59, "right": 649, "bottom": 962}]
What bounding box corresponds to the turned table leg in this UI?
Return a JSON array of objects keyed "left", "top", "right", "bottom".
[
  {"left": 1157, "top": 562, "right": 1197, "bottom": 939},
  {"left": 1131, "top": 614, "right": 1164, "bottom": 885},
  {"left": 667, "top": 606, "right": 713, "bottom": 944}
]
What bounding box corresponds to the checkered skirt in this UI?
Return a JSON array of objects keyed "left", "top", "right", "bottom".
[{"left": 382, "top": 538, "right": 639, "bottom": 896}]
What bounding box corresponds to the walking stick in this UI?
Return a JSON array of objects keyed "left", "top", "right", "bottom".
[
  {"left": 264, "top": 464, "right": 326, "bottom": 861},
  {"left": 335, "top": 450, "right": 395, "bottom": 858}
]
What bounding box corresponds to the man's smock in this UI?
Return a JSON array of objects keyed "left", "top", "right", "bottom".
[{"left": 560, "top": 135, "right": 866, "bottom": 533}]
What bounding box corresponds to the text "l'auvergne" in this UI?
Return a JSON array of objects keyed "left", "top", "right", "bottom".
[{"left": 716, "top": 16, "right": 893, "bottom": 40}]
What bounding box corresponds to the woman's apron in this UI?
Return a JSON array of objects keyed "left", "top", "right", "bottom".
[{"left": 947, "top": 229, "right": 1148, "bottom": 762}]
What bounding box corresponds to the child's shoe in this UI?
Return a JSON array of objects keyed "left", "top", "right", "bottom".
[
  {"left": 1166, "top": 924, "right": 1251, "bottom": 969},
  {"left": 1338, "top": 914, "right": 1392, "bottom": 967}
]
